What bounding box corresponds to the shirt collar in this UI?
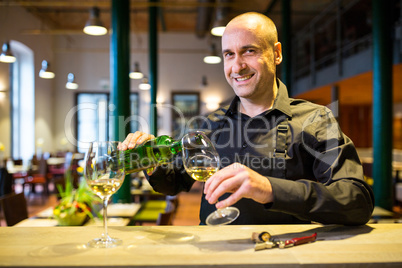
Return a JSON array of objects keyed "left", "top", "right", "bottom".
[
  {"left": 225, "top": 78, "right": 292, "bottom": 118},
  {"left": 272, "top": 79, "right": 292, "bottom": 117}
]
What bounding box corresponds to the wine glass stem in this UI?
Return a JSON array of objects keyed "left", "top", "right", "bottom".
[{"left": 102, "top": 196, "right": 110, "bottom": 239}]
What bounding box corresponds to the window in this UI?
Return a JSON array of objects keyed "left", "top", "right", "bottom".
[
  {"left": 130, "top": 93, "right": 139, "bottom": 132},
  {"left": 171, "top": 92, "right": 200, "bottom": 139},
  {"left": 76, "top": 93, "right": 108, "bottom": 153},
  {"left": 75, "top": 92, "right": 139, "bottom": 153},
  {"left": 10, "top": 40, "right": 35, "bottom": 162}
]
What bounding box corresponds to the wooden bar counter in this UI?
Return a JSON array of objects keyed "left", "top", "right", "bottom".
[{"left": 0, "top": 224, "right": 401, "bottom": 267}]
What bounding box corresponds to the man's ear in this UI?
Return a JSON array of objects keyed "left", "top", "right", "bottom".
[{"left": 274, "top": 42, "right": 283, "bottom": 65}]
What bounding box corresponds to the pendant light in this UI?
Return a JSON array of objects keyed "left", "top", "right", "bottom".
[
  {"left": 66, "top": 73, "right": 79, "bottom": 90},
  {"left": 39, "top": 60, "right": 55, "bottom": 79},
  {"left": 83, "top": 7, "right": 108, "bottom": 36},
  {"left": 0, "top": 42, "right": 16, "bottom": 63},
  {"left": 210, "top": 0, "right": 230, "bottom": 36},
  {"left": 203, "top": 44, "right": 221, "bottom": 64},
  {"left": 139, "top": 77, "right": 151, "bottom": 90},
  {"left": 129, "top": 62, "right": 144, "bottom": 79},
  {"left": 211, "top": 12, "right": 227, "bottom": 37},
  {"left": 211, "top": 23, "right": 226, "bottom": 37}
]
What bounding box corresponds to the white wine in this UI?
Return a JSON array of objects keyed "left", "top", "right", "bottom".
[
  {"left": 87, "top": 175, "right": 123, "bottom": 198},
  {"left": 187, "top": 166, "right": 217, "bottom": 182}
]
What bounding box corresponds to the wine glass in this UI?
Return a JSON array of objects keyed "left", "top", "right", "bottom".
[
  {"left": 181, "top": 131, "right": 240, "bottom": 226},
  {"left": 84, "top": 141, "right": 125, "bottom": 248}
]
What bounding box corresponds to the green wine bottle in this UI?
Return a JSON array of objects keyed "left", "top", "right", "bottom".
[{"left": 123, "top": 135, "right": 183, "bottom": 174}]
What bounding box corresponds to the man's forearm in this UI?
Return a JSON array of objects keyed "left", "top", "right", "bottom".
[{"left": 267, "top": 177, "right": 374, "bottom": 225}]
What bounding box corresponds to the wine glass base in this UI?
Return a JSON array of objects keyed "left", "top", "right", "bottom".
[
  {"left": 206, "top": 206, "right": 240, "bottom": 226},
  {"left": 87, "top": 237, "right": 122, "bottom": 248}
]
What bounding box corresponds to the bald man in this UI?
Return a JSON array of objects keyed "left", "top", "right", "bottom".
[{"left": 121, "top": 12, "right": 374, "bottom": 225}]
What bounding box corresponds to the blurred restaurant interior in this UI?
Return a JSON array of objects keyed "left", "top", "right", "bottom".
[{"left": 1, "top": 0, "right": 402, "bottom": 228}]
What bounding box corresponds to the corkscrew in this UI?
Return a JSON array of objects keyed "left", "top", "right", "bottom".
[{"left": 252, "top": 231, "right": 317, "bottom": 251}]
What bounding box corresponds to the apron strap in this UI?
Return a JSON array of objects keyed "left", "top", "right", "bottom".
[{"left": 274, "top": 119, "right": 288, "bottom": 159}]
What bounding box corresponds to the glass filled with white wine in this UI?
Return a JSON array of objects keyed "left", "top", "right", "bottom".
[
  {"left": 181, "top": 131, "right": 240, "bottom": 225},
  {"left": 84, "top": 141, "right": 125, "bottom": 248}
]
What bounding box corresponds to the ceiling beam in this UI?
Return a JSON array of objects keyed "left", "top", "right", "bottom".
[
  {"left": 2, "top": 1, "right": 241, "bottom": 8},
  {"left": 195, "top": 0, "right": 214, "bottom": 38}
]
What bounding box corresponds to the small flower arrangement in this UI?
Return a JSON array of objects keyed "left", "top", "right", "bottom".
[
  {"left": 53, "top": 167, "right": 101, "bottom": 226},
  {"left": 0, "top": 142, "right": 4, "bottom": 168}
]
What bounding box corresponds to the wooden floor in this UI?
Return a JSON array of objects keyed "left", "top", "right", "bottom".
[
  {"left": 171, "top": 182, "right": 203, "bottom": 225},
  {"left": 1, "top": 181, "right": 203, "bottom": 226}
]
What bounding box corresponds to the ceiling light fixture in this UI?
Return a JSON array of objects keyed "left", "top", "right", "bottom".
[
  {"left": 129, "top": 62, "right": 144, "bottom": 79},
  {"left": 210, "top": 0, "right": 230, "bottom": 36},
  {"left": 211, "top": 13, "right": 227, "bottom": 36},
  {"left": 0, "top": 42, "right": 16, "bottom": 63},
  {"left": 39, "top": 60, "right": 55, "bottom": 79},
  {"left": 203, "top": 44, "right": 221, "bottom": 64},
  {"left": 66, "top": 73, "right": 79, "bottom": 90},
  {"left": 211, "top": 23, "right": 226, "bottom": 37},
  {"left": 139, "top": 77, "right": 151, "bottom": 90},
  {"left": 83, "top": 7, "right": 108, "bottom": 36}
]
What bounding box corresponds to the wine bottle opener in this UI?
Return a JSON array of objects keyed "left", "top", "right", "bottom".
[{"left": 253, "top": 232, "right": 317, "bottom": 251}]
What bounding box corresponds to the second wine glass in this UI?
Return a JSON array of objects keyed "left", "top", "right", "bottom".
[
  {"left": 181, "top": 131, "right": 240, "bottom": 226},
  {"left": 84, "top": 141, "right": 125, "bottom": 248}
]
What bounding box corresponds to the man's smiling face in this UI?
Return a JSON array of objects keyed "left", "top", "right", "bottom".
[{"left": 222, "top": 18, "right": 281, "bottom": 103}]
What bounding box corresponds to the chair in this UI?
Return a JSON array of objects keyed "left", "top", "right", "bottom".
[
  {"left": 130, "top": 196, "right": 177, "bottom": 225},
  {"left": 23, "top": 156, "right": 51, "bottom": 200},
  {"left": 6, "top": 158, "right": 28, "bottom": 186},
  {"left": 166, "top": 195, "right": 179, "bottom": 208},
  {"left": 156, "top": 201, "right": 176, "bottom": 226},
  {"left": 0, "top": 192, "right": 28, "bottom": 226},
  {"left": 48, "top": 152, "right": 74, "bottom": 196},
  {"left": 0, "top": 168, "right": 13, "bottom": 197},
  {"left": 12, "top": 159, "right": 23, "bottom": 165},
  {"left": 48, "top": 152, "right": 73, "bottom": 178}
]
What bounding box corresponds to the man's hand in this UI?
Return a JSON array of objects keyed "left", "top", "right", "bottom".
[
  {"left": 204, "top": 163, "right": 274, "bottom": 209},
  {"left": 118, "top": 132, "right": 156, "bottom": 175},
  {"left": 118, "top": 131, "right": 155, "bottom": 150}
]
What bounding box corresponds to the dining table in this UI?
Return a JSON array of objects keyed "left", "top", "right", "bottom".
[
  {"left": 6, "top": 165, "right": 29, "bottom": 175},
  {"left": 13, "top": 203, "right": 142, "bottom": 227},
  {"left": 0, "top": 223, "right": 401, "bottom": 267}
]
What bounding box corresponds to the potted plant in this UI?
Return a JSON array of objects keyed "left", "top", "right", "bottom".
[{"left": 53, "top": 167, "right": 101, "bottom": 226}]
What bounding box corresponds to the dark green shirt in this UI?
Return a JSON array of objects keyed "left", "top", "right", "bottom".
[{"left": 148, "top": 79, "right": 374, "bottom": 225}]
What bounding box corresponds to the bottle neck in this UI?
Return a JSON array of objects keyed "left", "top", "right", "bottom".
[
  {"left": 155, "top": 135, "right": 182, "bottom": 154},
  {"left": 170, "top": 140, "right": 182, "bottom": 154}
]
